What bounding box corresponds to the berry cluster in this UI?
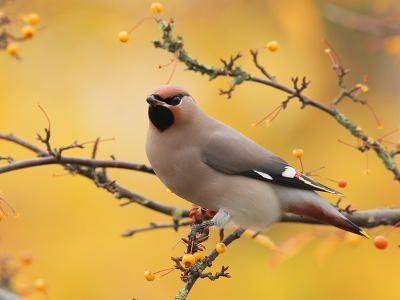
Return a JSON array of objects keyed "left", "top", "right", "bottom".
[{"left": 1, "top": 10, "right": 40, "bottom": 59}]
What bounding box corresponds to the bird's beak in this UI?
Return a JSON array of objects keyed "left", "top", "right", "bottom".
[{"left": 146, "top": 95, "right": 165, "bottom": 107}]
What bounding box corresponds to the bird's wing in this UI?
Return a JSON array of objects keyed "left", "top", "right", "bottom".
[{"left": 200, "top": 131, "right": 342, "bottom": 196}]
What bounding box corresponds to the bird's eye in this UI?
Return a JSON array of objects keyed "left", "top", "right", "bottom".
[{"left": 170, "top": 95, "right": 182, "bottom": 106}]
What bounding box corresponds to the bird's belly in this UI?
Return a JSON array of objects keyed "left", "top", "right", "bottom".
[{"left": 158, "top": 162, "right": 282, "bottom": 230}]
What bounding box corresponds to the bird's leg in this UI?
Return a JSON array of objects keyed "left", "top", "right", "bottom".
[{"left": 219, "top": 228, "right": 225, "bottom": 241}]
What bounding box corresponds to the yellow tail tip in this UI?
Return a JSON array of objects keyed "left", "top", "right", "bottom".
[{"left": 360, "top": 230, "right": 371, "bottom": 239}]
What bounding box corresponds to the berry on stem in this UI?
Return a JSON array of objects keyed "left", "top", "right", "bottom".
[
  {"left": 267, "top": 41, "right": 278, "bottom": 52},
  {"left": 21, "top": 25, "right": 35, "bottom": 39},
  {"left": 182, "top": 254, "right": 195, "bottom": 267},
  {"left": 34, "top": 278, "right": 47, "bottom": 291},
  {"left": 216, "top": 242, "right": 226, "bottom": 253},
  {"left": 292, "top": 149, "right": 303, "bottom": 158},
  {"left": 373, "top": 221, "right": 400, "bottom": 250},
  {"left": 193, "top": 251, "right": 205, "bottom": 262},
  {"left": 19, "top": 251, "right": 33, "bottom": 265},
  {"left": 6, "top": 43, "right": 18, "bottom": 56},
  {"left": 118, "top": 31, "right": 129, "bottom": 42},
  {"left": 374, "top": 236, "right": 388, "bottom": 250},
  {"left": 144, "top": 270, "right": 155, "bottom": 281},
  {"left": 25, "top": 12, "right": 40, "bottom": 25},
  {"left": 337, "top": 178, "right": 347, "bottom": 188},
  {"left": 151, "top": 3, "right": 163, "bottom": 14}
]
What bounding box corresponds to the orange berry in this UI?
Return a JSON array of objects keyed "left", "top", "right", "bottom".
[
  {"left": 206, "top": 209, "right": 217, "bottom": 217},
  {"left": 34, "top": 278, "right": 46, "bottom": 291},
  {"left": 193, "top": 251, "right": 205, "bottom": 262},
  {"left": 144, "top": 270, "right": 155, "bottom": 281},
  {"left": 292, "top": 148, "right": 303, "bottom": 158},
  {"left": 267, "top": 41, "right": 278, "bottom": 52},
  {"left": 21, "top": 25, "right": 35, "bottom": 39},
  {"left": 118, "top": 31, "right": 129, "bottom": 42},
  {"left": 25, "top": 13, "right": 40, "bottom": 25},
  {"left": 374, "top": 235, "right": 388, "bottom": 250},
  {"left": 216, "top": 242, "right": 226, "bottom": 254},
  {"left": 151, "top": 3, "right": 163, "bottom": 14},
  {"left": 182, "top": 254, "right": 195, "bottom": 267},
  {"left": 6, "top": 43, "right": 18, "bottom": 55},
  {"left": 337, "top": 178, "right": 347, "bottom": 188},
  {"left": 19, "top": 251, "right": 32, "bottom": 265}
]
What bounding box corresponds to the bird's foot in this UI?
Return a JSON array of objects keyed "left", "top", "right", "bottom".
[{"left": 186, "top": 221, "right": 214, "bottom": 254}]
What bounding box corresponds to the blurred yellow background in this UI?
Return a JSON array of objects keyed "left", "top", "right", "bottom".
[{"left": 1, "top": 0, "right": 400, "bottom": 299}]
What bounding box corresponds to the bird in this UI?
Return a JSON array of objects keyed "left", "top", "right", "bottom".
[{"left": 145, "top": 84, "right": 370, "bottom": 239}]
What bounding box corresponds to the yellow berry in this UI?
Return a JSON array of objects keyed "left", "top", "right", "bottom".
[
  {"left": 6, "top": 43, "right": 18, "bottom": 55},
  {"left": 361, "top": 85, "right": 369, "bottom": 92},
  {"left": 26, "top": 13, "right": 40, "bottom": 25},
  {"left": 182, "top": 254, "right": 195, "bottom": 267},
  {"left": 21, "top": 25, "right": 35, "bottom": 39},
  {"left": 364, "top": 169, "right": 370, "bottom": 175},
  {"left": 324, "top": 48, "right": 331, "bottom": 53},
  {"left": 144, "top": 270, "right": 155, "bottom": 281},
  {"left": 151, "top": 3, "right": 163, "bottom": 14},
  {"left": 267, "top": 41, "right": 278, "bottom": 52},
  {"left": 193, "top": 251, "right": 205, "bottom": 262},
  {"left": 356, "top": 126, "right": 362, "bottom": 132},
  {"left": 367, "top": 137, "right": 374, "bottom": 143},
  {"left": 377, "top": 124, "right": 383, "bottom": 129},
  {"left": 216, "top": 242, "right": 226, "bottom": 254},
  {"left": 34, "top": 279, "right": 46, "bottom": 291},
  {"left": 118, "top": 31, "right": 129, "bottom": 43},
  {"left": 292, "top": 148, "right": 303, "bottom": 158},
  {"left": 384, "top": 35, "right": 400, "bottom": 55}
]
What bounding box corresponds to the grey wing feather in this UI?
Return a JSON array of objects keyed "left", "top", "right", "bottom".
[{"left": 200, "top": 130, "right": 343, "bottom": 196}]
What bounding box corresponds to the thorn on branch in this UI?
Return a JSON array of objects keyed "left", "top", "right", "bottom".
[
  {"left": 250, "top": 48, "right": 276, "bottom": 82},
  {"left": 218, "top": 84, "right": 236, "bottom": 99}
]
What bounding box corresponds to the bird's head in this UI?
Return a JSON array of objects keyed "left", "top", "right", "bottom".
[{"left": 146, "top": 85, "right": 197, "bottom": 132}]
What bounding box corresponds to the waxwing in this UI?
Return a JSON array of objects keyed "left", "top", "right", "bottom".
[{"left": 145, "top": 85, "right": 369, "bottom": 238}]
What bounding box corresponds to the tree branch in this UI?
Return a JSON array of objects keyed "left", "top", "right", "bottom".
[{"left": 151, "top": 18, "right": 400, "bottom": 181}]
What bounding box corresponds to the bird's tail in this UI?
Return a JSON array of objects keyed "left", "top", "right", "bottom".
[{"left": 286, "top": 198, "right": 370, "bottom": 239}]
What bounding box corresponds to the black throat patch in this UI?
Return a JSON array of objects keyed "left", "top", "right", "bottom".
[{"left": 148, "top": 105, "right": 174, "bottom": 132}]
